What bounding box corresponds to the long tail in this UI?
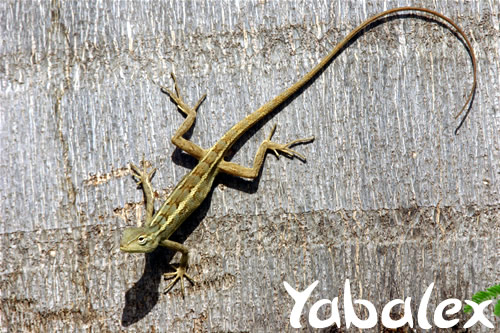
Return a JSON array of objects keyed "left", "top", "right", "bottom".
[{"left": 223, "top": 6, "right": 476, "bottom": 146}]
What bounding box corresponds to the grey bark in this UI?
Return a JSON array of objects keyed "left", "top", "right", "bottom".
[{"left": 1, "top": 0, "right": 498, "bottom": 331}]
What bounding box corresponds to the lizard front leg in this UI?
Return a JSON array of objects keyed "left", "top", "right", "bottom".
[
  {"left": 130, "top": 162, "right": 157, "bottom": 224},
  {"left": 219, "top": 124, "right": 314, "bottom": 179},
  {"left": 160, "top": 239, "right": 195, "bottom": 296},
  {"left": 161, "top": 72, "right": 207, "bottom": 160},
  {"left": 130, "top": 163, "right": 195, "bottom": 295}
]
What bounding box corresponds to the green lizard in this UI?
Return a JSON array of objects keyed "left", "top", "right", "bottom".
[{"left": 119, "top": 7, "right": 477, "bottom": 295}]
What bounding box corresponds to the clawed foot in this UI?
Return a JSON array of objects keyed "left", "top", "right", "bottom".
[
  {"left": 130, "top": 161, "right": 156, "bottom": 224},
  {"left": 161, "top": 72, "right": 206, "bottom": 116},
  {"left": 163, "top": 264, "right": 195, "bottom": 297},
  {"left": 130, "top": 162, "right": 156, "bottom": 188},
  {"left": 265, "top": 124, "right": 314, "bottom": 161}
]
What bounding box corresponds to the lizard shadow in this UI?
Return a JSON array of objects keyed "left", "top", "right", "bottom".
[
  {"left": 121, "top": 12, "right": 474, "bottom": 325},
  {"left": 121, "top": 73, "right": 303, "bottom": 326},
  {"left": 169, "top": 15, "right": 473, "bottom": 191},
  {"left": 121, "top": 182, "right": 215, "bottom": 326},
  {"left": 163, "top": 13, "right": 473, "bottom": 192}
]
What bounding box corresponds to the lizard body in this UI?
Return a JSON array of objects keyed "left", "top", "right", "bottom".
[{"left": 119, "top": 7, "right": 477, "bottom": 295}]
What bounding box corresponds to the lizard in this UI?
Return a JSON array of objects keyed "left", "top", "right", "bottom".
[{"left": 119, "top": 7, "right": 477, "bottom": 296}]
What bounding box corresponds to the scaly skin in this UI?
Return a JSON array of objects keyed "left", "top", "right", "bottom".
[{"left": 119, "top": 7, "right": 477, "bottom": 296}]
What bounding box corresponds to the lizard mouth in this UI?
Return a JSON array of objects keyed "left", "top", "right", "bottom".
[
  {"left": 119, "top": 245, "right": 147, "bottom": 253},
  {"left": 119, "top": 243, "right": 132, "bottom": 252}
]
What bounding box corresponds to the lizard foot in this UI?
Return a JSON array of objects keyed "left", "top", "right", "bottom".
[
  {"left": 163, "top": 264, "right": 195, "bottom": 296},
  {"left": 130, "top": 162, "right": 156, "bottom": 188},
  {"left": 265, "top": 124, "right": 315, "bottom": 161},
  {"left": 130, "top": 161, "right": 157, "bottom": 224},
  {"left": 161, "top": 72, "right": 206, "bottom": 117}
]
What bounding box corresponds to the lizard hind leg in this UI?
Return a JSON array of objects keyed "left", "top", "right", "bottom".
[
  {"left": 264, "top": 124, "right": 315, "bottom": 161},
  {"left": 160, "top": 72, "right": 207, "bottom": 160},
  {"left": 218, "top": 124, "right": 315, "bottom": 179},
  {"left": 161, "top": 72, "right": 206, "bottom": 120}
]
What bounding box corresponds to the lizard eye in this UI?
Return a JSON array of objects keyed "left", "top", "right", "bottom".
[{"left": 138, "top": 235, "right": 147, "bottom": 245}]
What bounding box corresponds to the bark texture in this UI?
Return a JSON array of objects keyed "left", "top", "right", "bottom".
[{"left": 1, "top": 0, "right": 498, "bottom": 331}]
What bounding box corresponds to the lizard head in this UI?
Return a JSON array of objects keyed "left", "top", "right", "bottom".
[{"left": 120, "top": 226, "right": 160, "bottom": 253}]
